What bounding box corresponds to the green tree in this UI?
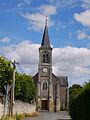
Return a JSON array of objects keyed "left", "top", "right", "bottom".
[
  {"left": 69, "top": 84, "right": 82, "bottom": 100},
  {"left": 15, "top": 73, "right": 36, "bottom": 103},
  {"left": 0, "top": 56, "right": 13, "bottom": 94},
  {"left": 0, "top": 56, "right": 36, "bottom": 103}
]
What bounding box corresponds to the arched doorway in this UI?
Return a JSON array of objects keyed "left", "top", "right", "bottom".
[{"left": 42, "top": 100, "right": 48, "bottom": 110}]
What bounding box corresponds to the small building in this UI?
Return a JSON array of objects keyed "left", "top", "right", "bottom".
[{"left": 33, "top": 19, "right": 69, "bottom": 112}]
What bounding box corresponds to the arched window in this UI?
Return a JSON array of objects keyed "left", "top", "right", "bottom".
[
  {"left": 42, "top": 52, "right": 49, "bottom": 63},
  {"left": 43, "top": 54, "right": 45, "bottom": 63},
  {"left": 43, "top": 81, "right": 48, "bottom": 90},
  {"left": 46, "top": 54, "right": 49, "bottom": 63}
]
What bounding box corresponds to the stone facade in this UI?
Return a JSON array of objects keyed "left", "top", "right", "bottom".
[{"left": 33, "top": 20, "right": 68, "bottom": 112}]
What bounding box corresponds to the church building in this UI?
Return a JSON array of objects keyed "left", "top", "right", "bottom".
[{"left": 33, "top": 18, "right": 69, "bottom": 112}]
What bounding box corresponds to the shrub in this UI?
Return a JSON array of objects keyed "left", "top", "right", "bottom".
[
  {"left": 0, "top": 115, "right": 15, "bottom": 120},
  {"left": 15, "top": 113, "right": 25, "bottom": 120}
]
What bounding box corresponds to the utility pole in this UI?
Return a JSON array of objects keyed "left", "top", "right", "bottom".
[
  {"left": 0, "top": 53, "right": 19, "bottom": 117},
  {"left": 9, "top": 60, "right": 18, "bottom": 117},
  {"left": 4, "top": 84, "right": 11, "bottom": 116}
]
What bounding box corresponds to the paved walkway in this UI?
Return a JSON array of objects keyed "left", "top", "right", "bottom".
[{"left": 25, "top": 111, "right": 71, "bottom": 120}]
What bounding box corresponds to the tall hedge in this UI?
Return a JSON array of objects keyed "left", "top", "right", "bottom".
[{"left": 69, "top": 82, "right": 90, "bottom": 120}]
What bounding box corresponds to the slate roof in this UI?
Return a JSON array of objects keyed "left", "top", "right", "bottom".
[
  {"left": 33, "top": 73, "right": 38, "bottom": 85},
  {"left": 57, "top": 76, "right": 68, "bottom": 87},
  {"left": 33, "top": 73, "right": 68, "bottom": 87},
  {"left": 41, "top": 20, "right": 51, "bottom": 47}
]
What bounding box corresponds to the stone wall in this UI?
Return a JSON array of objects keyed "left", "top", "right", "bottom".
[
  {"left": 0, "top": 103, "right": 4, "bottom": 118},
  {"left": 60, "top": 87, "right": 67, "bottom": 110},
  {"left": 0, "top": 100, "right": 36, "bottom": 118}
]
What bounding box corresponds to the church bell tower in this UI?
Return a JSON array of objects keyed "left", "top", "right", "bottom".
[{"left": 36, "top": 17, "right": 54, "bottom": 111}]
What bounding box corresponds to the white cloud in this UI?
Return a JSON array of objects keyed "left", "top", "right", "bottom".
[
  {"left": 17, "top": 0, "right": 31, "bottom": 7},
  {"left": 76, "top": 29, "right": 90, "bottom": 40},
  {"left": 1, "top": 42, "right": 90, "bottom": 85},
  {"left": 17, "top": 3, "right": 23, "bottom": 7},
  {"left": 77, "top": 32, "right": 90, "bottom": 40},
  {"left": 38, "top": 5, "right": 57, "bottom": 15},
  {"left": 53, "top": 46, "right": 90, "bottom": 78},
  {"left": 0, "top": 37, "right": 11, "bottom": 43},
  {"left": 22, "top": 13, "right": 54, "bottom": 31},
  {"left": 0, "top": 41, "right": 39, "bottom": 75},
  {"left": 24, "top": 0, "right": 31, "bottom": 4},
  {"left": 83, "top": 0, "right": 90, "bottom": 3},
  {"left": 82, "top": 0, "right": 90, "bottom": 9},
  {"left": 56, "top": 21, "right": 67, "bottom": 30},
  {"left": 21, "top": 4, "right": 57, "bottom": 31},
  {"left": 48, "top": 0, "right": 90, "bottom": 10},
  {"left": 74, "top": 10, "right": 90, "bottom": 27},
  {"left": 48, "top": 0, "right": 78, "bottom": 8}
]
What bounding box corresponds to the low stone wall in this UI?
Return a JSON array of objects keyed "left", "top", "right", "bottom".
[
  {"left": 0, "top": 103, "right": 4, "bottom": 118},
  {"left": 0, "top": 100, "right": 36, "bottom": 118},
  {"left": 14, "top": 100, "right": 36, "bottom": 114}
]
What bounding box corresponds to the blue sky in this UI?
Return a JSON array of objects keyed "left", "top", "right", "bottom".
[{"left": 0, "top": 0, "right": 90, "bottom": 86}]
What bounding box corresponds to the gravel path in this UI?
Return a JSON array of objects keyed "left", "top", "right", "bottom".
[{"left": 25, "top": 111, "right": 71, "bottom": 120}]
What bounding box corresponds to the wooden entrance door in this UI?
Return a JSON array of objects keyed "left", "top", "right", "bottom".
[{"left": 42, "top": 100, "right": 48, "bottom": 110}]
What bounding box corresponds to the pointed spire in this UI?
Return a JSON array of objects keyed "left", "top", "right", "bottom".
[
  {"left": 41, "top": 15, "right": 50, "bottom": 47},
  {"left": 45, "top": 14, "right": 48, "bottom": 26}
]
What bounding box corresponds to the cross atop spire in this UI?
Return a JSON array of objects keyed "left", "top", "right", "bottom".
[
  {"left": 46, "top": 14, "right": 47, "bottom": 23},
  {"left": 41, "top": 15, "right": 51, "bottom": 47}
]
